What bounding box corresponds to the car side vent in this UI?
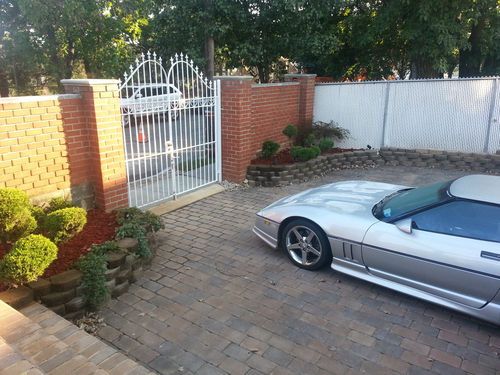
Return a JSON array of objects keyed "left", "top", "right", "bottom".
[{"left": 342, "top": 242, "right": 362, "bottom": 263}]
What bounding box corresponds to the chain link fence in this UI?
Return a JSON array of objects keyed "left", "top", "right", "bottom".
[{"left": 314, "top": 77, "right": 500, "bottom": 154}]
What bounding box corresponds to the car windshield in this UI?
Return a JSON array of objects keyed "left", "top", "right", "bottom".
[
  {"left": 373, "top": 180, "right": 453, "bottom": 222},
  {"left": 137, "top": 86, "right": 177, "bottom": 97}
]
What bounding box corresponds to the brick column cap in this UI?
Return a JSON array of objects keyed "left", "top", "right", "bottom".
[
  {"left": 0, "top": 94, "right": 80, "bottom": 104},
  {"left": 284, "top": 74, "right": 317, "bottom": 79},
  {"left": 60, "top": 79, "right": 120, "bottom": 86},
  {"left": 215, "top": 75, "right": 253, "bottom": 81}
]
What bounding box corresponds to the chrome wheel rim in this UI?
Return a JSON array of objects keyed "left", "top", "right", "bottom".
[{"left": 285, "top": 225, "right": 322, "bottom": 266}]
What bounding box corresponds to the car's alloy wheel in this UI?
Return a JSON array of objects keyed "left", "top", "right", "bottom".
[{"left": 282, "top": 219, "right": 332, "bottom": 270}]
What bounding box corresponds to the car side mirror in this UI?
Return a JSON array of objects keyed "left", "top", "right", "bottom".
[{"left": 395, "top": 218, "right": 413, "bottom": 234}]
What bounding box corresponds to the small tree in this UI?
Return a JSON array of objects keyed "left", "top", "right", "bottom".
[
  {"left": 261, "top": 140, "right": 280, "bottom": 159},
  {"left": 282, "top": 124, "right": 298, "bottom": 148}
]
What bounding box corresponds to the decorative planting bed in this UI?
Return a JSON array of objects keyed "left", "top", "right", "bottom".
[
  {"left": 0, "top": 187, "right": 162, "bottom": 319},
  {"left": 247, "top": 148, "right": 500, "bottom": 187},
  {"left": 0, "top": 236, "right": 155, "bottom": 320},
  {"left": 247, "top": 150, "right": 381, "bottom": 187}
]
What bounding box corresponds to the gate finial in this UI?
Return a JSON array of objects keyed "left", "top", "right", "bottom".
[
  {"left": 147, "top": 51, "right": 151, "bottom": 59},
  {"left": 174, "top": 53, "right": 178, "bottom": 61},
  {"left": 153, "top": 51, "right": 157, "bottom": 60},
  {"left": 141, "top": 52, "right": 145, "bottom": 61}
]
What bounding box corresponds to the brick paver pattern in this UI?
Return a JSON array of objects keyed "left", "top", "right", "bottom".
[{"left": 98, "top": 166, "right": 500, "bottom": 375}]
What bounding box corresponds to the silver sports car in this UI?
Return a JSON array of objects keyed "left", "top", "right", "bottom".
[{"left": 253, "top": 175, "right": 500, "bottom": 324}]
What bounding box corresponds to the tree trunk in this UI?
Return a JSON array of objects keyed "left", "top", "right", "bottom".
[
  {"left": 205, "top": 37, "right": 215, "bottom": 80},
  {"left": 459, "top": 17, "right": 486, "bottom": 77},
  {"left": 410, "top": 59, "right": 441, "bottom": 79},
  {"left": 203, "top": 0, "right": 215, "bottom": 80},
  {"left": 0, "top": 66, "right": 9, "bottom": 97},
  {"left": 257, "top": 64, "right": 269, "bottom": 83}
]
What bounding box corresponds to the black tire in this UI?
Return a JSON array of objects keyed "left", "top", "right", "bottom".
[{"left": 281, "top": 219, "right": 332, "bottom": 270}]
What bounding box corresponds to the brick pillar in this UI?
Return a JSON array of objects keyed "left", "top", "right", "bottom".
[
  {"left": 285, "top": 74, "right": 317, "bottom": 131},
  {"left": 61, "top": 79, "right": 128, "bottom": 211},
  {"left": 216, "top": 76, "right": 254, "bottom": 182}
]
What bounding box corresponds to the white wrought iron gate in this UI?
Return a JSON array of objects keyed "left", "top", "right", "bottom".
[{"left": 120, "top": 52, "right": 221, "bottom": 208}]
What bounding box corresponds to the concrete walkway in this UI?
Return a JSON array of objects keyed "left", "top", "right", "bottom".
[{"left": 96, "top": 166, "right": 500, "bottom": 375}]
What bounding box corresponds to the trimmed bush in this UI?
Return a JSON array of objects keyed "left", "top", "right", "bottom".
[
  {"left": 45, "top": 197, "right": 74, "bottom": 213},
  {"left": 318, "top": 138, "right": 334, "bottom": 152},
  {"left": 261, "top": 140, "right": 280, "bottom": 159},
  {"left": 291, "top": 146, "right": 320, "bottom": 162},
  {"left": 44, "top": 207, "right": 87, "bottom": 243},
  {"left": 303, "top": 133, "right": 316, "bottom": 147},
  {"left": 0, "top": 188, "right": 36, "bottom": 245},
  {"left": 282, "top": 124, "right": 298, "bottom": 139},
  {"left": 0, "top": 234, "right": 58, "bottom": 285},
  {"left": 282, "top": 124, "right": 298, "bottom": 147}
]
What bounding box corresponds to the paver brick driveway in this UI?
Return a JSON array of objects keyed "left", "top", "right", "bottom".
[{"left": 98, "top": 166, "right": 500, "bottom": 375}]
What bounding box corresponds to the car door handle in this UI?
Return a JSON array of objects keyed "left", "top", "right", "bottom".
[{"left": 481, "top": 251, "right": 500, "bottom": 261}]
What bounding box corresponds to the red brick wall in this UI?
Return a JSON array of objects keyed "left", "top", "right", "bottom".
[
  {"left": 0, "top": 95, "right": 92, "bottom": 204},
  {"left": 0, "top": 79, "right": 128, "bottom": 211},
  {"left": 251, "top": 83, "right": 300, "bottom": 155},
  {"left": 218, "top": 74, "right": 316, "bottom": 182}
]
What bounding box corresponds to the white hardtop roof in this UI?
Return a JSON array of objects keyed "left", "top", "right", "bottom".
[{"left": 449, "top": 175, "right": 500, "bottom": 205}]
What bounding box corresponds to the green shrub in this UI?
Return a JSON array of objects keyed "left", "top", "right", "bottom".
[
  {"left": 282, "top": 124, "right": 298, "bottom": 146},
  {"left": 116, "top": 222, "right": 151, "bottom": 258},
  {"left": 311, "top": 146, "right": 321, "bottom": 158},
  {"left": 45, "top": 197, "right": 74, "bottom": 213},
  {"left": 318, "top": 138, "right": 334, "bottom": 152},
  {"left": 303, "top": 133, "right": 316, "bottom": 147},
  {"left": 44, "top": 207, "right": 87, "bottom": 243},
  {"left": 0, "top": 234, "right": 57, "bottom": 285},
  {"left": 76, "top": 243, "right": 109, "bottom": 310},
  {"left": 30, "top": 205, "right": 46, "bottom": 227},
  {"left": 291, "top": 146, "right": 320, "bottom": 162},
  {"left": 116, "top": 207, "right": 164, "bottom": 233},
  {"left": 261, "top": 140, "right": 280, "bottom": 159},
  {"left": 312, "top": 121, "right": 350, "bottom": 141},
  {"left": 0, "top": 188, "right": 37, "bottom": 245}
]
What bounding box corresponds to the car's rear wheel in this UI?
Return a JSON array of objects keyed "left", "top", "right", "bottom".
[{"left": 281, "top": 219, "right": 332, "bottom": 270}]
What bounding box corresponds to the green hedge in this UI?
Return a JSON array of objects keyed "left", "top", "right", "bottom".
[{"left": 0, "top": 234, "right": 58, "bottom": 285}]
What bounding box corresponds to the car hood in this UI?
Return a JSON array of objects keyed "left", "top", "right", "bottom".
[
  {"left": 264, "top": 181, "right": 407, "bottom": 214},
  {"left": 259, "top": 181, "right": 408, "bottom": 242}
]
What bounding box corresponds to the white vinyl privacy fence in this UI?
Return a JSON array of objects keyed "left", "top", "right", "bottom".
[{"left": 314, "top": 77, "right": 500, "bottom": 154}]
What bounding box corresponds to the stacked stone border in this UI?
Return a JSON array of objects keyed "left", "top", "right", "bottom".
[
  {"left": 247, "top": 148, "right": 500, "bottom": 187},
  {"left": 0, "top": 235, "right": 157, "bottom": 319},
  {"left": 379, "top": 147, "right": 500, "bottom": 172}
]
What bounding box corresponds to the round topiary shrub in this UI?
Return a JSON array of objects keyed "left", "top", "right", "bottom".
[
  {"left": 261, "top": 140, "right": 280, "bottom": 159},
  {"left": 0, "top": 234, "right": 58, "bottom": 285},
  {"left": 45, "top": 197, "right": 74, "bottom": 214},
  {"left": 43, "top": 207, "right": 87, "bottom": 243},
  {"left": 318, "top": 138, "right": 334, "bottom": 152},
  {"left": 0, "top": 188, "right": 36, "bottom": 245}
]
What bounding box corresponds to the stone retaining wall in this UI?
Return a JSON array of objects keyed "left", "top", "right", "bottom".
[
  {"left": 379, "top": 148, "right": 500, "bottom": 172},
  {"left": 247, "top": 150, "right": 381, "bottom": 187},
  {"left": 0, "top": 235, "right": 156, "bottom": 319},
  {"left": 247, "top": 148, "right": 500, "bottom": 187}
]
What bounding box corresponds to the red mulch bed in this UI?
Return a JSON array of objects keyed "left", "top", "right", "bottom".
[
  {"left": 251, "top": 147, "right": 364, "bottom": 165},
  {"left": 0, "top": 209, "right": 117, "bottom": 291}
]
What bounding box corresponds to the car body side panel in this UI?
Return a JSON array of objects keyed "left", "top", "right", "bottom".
[
  {"left": 363, "top": 222, "right": 500, "bottom": 308},
  {"left": 331, "top": 258, "right": 500, "bottom": 325}
]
